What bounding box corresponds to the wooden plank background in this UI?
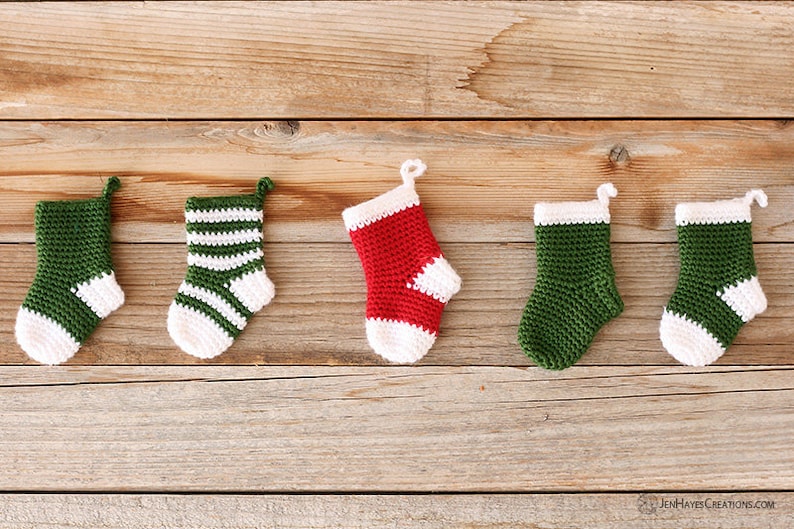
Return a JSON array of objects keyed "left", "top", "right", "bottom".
[
  {"left": 1, "top": 1, "right": 793, "bottom": 118},
  {"left": 1, "top": 1, "right": 792, "bottom": 526},
  {"left": 0, "top": 493, "right": 791, "bottom": 528},
  {"left": 1, "top": 366, "right": 793, "bottom": 492}
]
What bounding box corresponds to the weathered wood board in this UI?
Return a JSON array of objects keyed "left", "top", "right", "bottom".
[
  {"left": 0, "top": 366, "right": 792, "bottom": 491},
  {"left": 1, "top": 2, "right": 793, "bottom": 119},
  {"left": 0, "top": 120, "right": 792, "bottom": 244},
  {"left": 1, "top": 242, "right": 791, "bottom": 365},
  {"left": 0, "top": 493, "right": 790, "bottom": 528}
]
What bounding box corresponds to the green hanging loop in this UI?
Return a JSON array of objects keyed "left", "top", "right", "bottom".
[
  {"left": 255, "top": 177, "right": 275, "bottom": 201},
  {"left": 102, "top": 176, "right": 122, "bottom": 200}
]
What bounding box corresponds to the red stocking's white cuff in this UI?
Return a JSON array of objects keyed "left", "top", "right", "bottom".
[{"left": 343, "top": 184, "right": 420, "bottom": 232}]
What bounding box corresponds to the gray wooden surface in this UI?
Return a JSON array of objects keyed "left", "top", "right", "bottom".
[
  {"left": 0, "top": 494, "right": 791, "bottom": 528},
  {"left": 0, "top": 366, "right": 792, "bottom": 492}
]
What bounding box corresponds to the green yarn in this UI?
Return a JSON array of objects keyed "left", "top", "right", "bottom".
[
  {"left": 173, "top": 291, "right": 244, "bottom": 338},
  {"left": 22, "top": 177, "right": 121, "bottom": 342},
  {"left": 666, "top": 221, "right": 758, "bottom": 348},
  {"left": 189, "top": 240, "right": 263, "bottom": 258},
  {"left": 167, "top": 178, "right": 276, "bottom": 358},
  {"left": 181, "top": 197, "right": 266, "bottom": 332},
  {"left": 660, "top": 190, "right": 768, "bottom": 367},
  {"left": 183, "top": 177, "right": 273, "bottom": 212},
  {"left": 186, "top": 220, "right": 261, "bottom": 234},
  {"left": 518, "top": 222, "right": 624, "bottom": 370}
]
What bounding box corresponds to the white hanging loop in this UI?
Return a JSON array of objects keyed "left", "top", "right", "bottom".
[
  {"left": 596, "top": 183, "right": 618, "bottom": 207},
  {"left": 400, "top": 159, "right": 427, "bottom": 186},
  {"left": 743, "top": 189, "right": 768, "bottom": 208}
]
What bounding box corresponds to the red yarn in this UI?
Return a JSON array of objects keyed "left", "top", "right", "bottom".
[{"left": 349, "top": 203, "right": 447, "bottom": 334}]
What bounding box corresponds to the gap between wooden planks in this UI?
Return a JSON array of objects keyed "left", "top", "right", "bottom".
[
  {"left": 1, "top": 2, "right": 793, "bottom": 119},
  {"left": 0, "top": 366, "right": 792, "bottom": 492},
  {"left": 0, "top": 493, "right": 791, "bottom": 528}
]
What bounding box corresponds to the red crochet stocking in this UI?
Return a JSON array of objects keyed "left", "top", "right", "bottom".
[{"left": 343, "top": 160, "right": 461, "bottom": 363}]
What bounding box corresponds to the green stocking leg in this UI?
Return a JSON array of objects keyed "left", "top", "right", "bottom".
[
  {"left": 518, "top": 184, "right": 624, "bottom": 370},
  {"left": 16, "top": 177, "right": 124, "bottom": 365}
]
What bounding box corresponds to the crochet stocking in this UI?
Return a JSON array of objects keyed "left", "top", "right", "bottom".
[
  {"left": 342, "top": 159, "right": 461, "bottom": 363},
  {"left": 518, "top": 184, "right": 624, "bottom": 370},
  {"left": 660, "top": 190, "right": 768, "bottom": 366},
  {"left": 16, "top": 177, "right": 124, "bottom": 365},
  {"left": 168, "top": 178, "right": 276, "bottom": 359}
]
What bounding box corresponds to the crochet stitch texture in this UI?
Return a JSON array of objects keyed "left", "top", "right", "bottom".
[
  {"left": 518, "top": 184, "right": 624, "bottom": 370},
  {"left": 16, "top": 177, "right": 125, "bottom": 365},
  {"left": 660, "top": 190, "right": 768, "bottom": 366},
  {"left": 343, "top": 159, "right": 461, "bottom": 364},
  {"left": 167, "top": 178, "right": 276, "bottom": 359}
]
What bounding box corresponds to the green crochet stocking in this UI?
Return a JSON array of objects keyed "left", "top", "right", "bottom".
[
  {"left": 167, "top": 178, "right": 276, "bottom": 359},
  {"left": 16, "top": 177, "right": 124, "bottom": 365},
  {"left": 518, "top": 184, "right": 624, "bottom": 370},
  {"left": 660, "top": 190, "right": 768, "bottom": 366}
]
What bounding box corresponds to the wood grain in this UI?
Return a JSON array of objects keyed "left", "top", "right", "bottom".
[
  {"left": 0, "top": 366, "right": 791, "bottom": 491},
  {"left": 0, "top": 120, "right": 792, "bottom": 244},
  {"left": 0, "top": 493, "right": 790, "bottom": 528},
  {"left": 2, "top": 0, "right": 793, "bottom": 511},
  {"left": 1, "top": 2, "right": 793, "bottom": 119},
  {"left": 1, "top": 242, "right": 791, "bottom": 366}
]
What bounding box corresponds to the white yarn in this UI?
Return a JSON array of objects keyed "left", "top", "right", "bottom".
[
  {"left": 187, "top": 248, "right": 264, "bottom": 271},
  {"left": 342, "top": 162, "right": 426, "bottom": 231},
  {"left": 718, "top": 276, "right": 767, "bottom": 323},
  {"left": 17, "top": 270, "right": 124, "bottom": 365},
  {"left": 71, "top": 272, "right": 125, "bottom": 319},
  {"left": 596, "top": 183, "right": 618, "bottom": 207},
  {"left": 676, "top": 188, "right": 768, "bottom": 226},
  {"left": 186, "top": 228, "right": 262, "bottom": 246},
  {"left": 743, "top": 189, "right": 768, "bottom": 208},
  {"left": 366, "top": 318, "right": 437, "bottom": 364},
  {"left": 660, "top": 310, "right": 726, "bottom": 367},
  {"left": 228, "top": 269, "right": 276, "bottom": 313},
  {"left": 534, "top": 183, "right": 617, "bottom": 226},
  {"left": 185, "top": 208, "right": 263, "bottom": 224},
  {"left": 407, "top": 256, "right": 462, "bottom": 303},
  {"left": 400, "top": 158, "right": 427, "bottom": 185},
  {"left": 167, "top": 302, "right": 235, "bottom": 359},
  {"left": 364, "top": 252, "right": 461, "bottom": 364},
  {"left": 15, "top": 307, "right": 81, "bottom": 365},
  {"left": 178, "top": 281, "right": 248, "bottom": 330},
  {"left": 661, "top": 276, "right": 767, "bottom": 365}
]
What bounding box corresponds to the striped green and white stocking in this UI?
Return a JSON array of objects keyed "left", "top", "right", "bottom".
[
  {"left": 518, "top": 184, "right": 624, "bottom": 370},
  {"left": 167, "top": 178, "right": 276, "bottom": 359},
  {"left": 660, "top": 190, "right": 768, "bottom": 366},
  {"left": 16, "top": 177, "right": 125, "bottom": 365}
]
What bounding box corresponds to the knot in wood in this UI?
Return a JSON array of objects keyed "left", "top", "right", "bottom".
[
  {"left": 257, "top": 120, "right": 301, "bottom": 138},
  {"left": 609, "top": 144, "right": 630, "bottom": 164}
]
